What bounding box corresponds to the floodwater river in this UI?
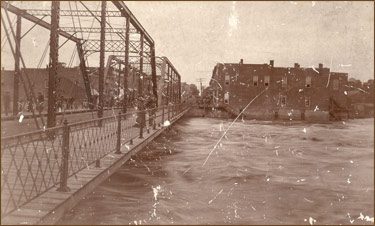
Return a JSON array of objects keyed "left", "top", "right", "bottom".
[{"left": 59, "top": 117, "right": 374, "bottom": 225}]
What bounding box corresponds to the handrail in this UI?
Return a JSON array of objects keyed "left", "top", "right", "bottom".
[{"left": 1, "top": 103, "right": 188, "bottom": 217}]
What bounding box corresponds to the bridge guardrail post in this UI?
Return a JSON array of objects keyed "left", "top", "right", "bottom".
[
  {"left": 115, "top": 111, "right": 122, "bottom": 154},
  {"left": 153, "top": 107, "right": 157, "bottom": 130},
  {"left": 57, "top": 119, "right": 71, "bottom": 192},
  {"left": 168, "top": 104, "right": 170, "bottom": 121},
  {"left": 172, "top": 104, "right": 174, "bottom": 119},
  {"left": 139, "top": 109, "right": 144, "bottom": 138},
  {"left": 162, "top": 105, "right": 165, "bottom": 125}
]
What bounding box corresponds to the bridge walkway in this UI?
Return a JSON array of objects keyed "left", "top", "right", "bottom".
[{"left": 1, "top": 105, "right": 189, "bottom": 225}]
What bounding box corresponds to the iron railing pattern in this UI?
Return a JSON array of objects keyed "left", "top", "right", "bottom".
[{"left": 1, "top": 104, "right": 188, "bottom": 217}]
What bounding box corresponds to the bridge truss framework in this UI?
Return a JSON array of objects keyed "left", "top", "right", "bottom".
[{"left": 1, "top": 1, "right": 181, "bottom": 129}]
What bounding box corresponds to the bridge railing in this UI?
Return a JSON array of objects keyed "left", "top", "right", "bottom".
[{"left": 1, "top": 103, "right": 189, "bottom": 217}]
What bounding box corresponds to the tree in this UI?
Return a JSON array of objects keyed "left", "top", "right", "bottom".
[{"left": 189, "top": 84, "right": 199, "bottom": 97}]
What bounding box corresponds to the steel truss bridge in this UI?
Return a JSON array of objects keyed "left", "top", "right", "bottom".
[
  {"left": 1, "top": 1, "right": 187, "bottom": 224},
  {"left": 1, "top": 1, "right": 182, "bottom": 130}
]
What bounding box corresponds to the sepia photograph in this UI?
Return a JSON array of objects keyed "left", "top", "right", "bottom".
[{"left": 0, "top": 1, "right": 374, "bottom": 225}]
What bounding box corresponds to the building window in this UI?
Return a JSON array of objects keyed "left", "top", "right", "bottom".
[
  {"left": 224, "top": 92, "right": 229, "bottom": 104},
  {"left": 282, "top": 76, "right": 287, "bottom": 88},
  {"left": 306, "top": 76, "right": 312, "bottom": 88},
  {"left": 225, "top": 74, "right": 230, "bottom": 85},
  {"left": 253, "top": 75, "right": 258, "bottom": 86},
  {"left": 280, "top": 95, "right": 287, "bottom": 107},
  {"left": 305, "top": 97, "right": 311, "bottom": 108},
  {"left": 264, "top": 75, "right": 270, "bottom": 86},
  {"left": 333, "top": 79, "right": 339, "bottom": 90}
]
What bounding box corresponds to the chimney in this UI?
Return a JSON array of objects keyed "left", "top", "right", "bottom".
[
  {"left": 240, "top": 59, "right": 243, "bottom": 64},
  {"left": 294, "top": 63, "right": 300, "bottom": 68},
  {"left": 270, "top": 60, "right": 274, "bottom": 67},
  {"left": 319, "top": 63, "right": 323, "bottom": 69}
]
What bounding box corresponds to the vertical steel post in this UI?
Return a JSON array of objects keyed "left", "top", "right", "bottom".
[
  {"left": 98, "top": 1, "right": 106, "bottom": 123},
  {"left": 153, "top": 112, "right": 157, "bottom": 130},
  {"left": 122, "top": 16, "right": 130, "bottom": 113},
  {"left": 179, "top": 75, "right": 181, "bottom": 103},
  {"left": 178, "top": 74, "right": 181, "bottom": 113},
  {"left": 178, "top": 74, "right": 180, "bottom": 112},
  {"left": 162, "top": 103, "right": 165, "bottom": 125},
  {"left": 47, "top": 1, "right": 60, "bottom": 128},
  {"left": 115, "top": 111, "right": 122, "bottom": 154},
  {"left": 117, "top": 63, "right": 121, "bottom": 103},
  {"left": 139, "top": 33, "right": 144, "bottom": 138},
  {"left": 167, "top": 64, "right": 170, "bottom": 120},
  {"left": 77, "top": 41, "right": 93, "bottom": 109},
  {"left": 151, "top": 46, "right": 158, "bottom": 106},
  {"left": 173, "top": 71, "right": 176, "bottom": 116},
  {"left": 57, "top": 119, "right": 70, "bottom": 192},
  {"left": 171, "top": 68, "right": 174, "bottom": 118},
  {"left": 13, "top": 15, "right": 21, "bottom": 116},
  {"left": 172, "top": 70, "right": 175, "bottom": 117}
]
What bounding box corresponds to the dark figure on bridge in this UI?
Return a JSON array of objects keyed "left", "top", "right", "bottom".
[
  {"left": 17, "top": 99, "right": 24, "bottom": 113},
  {"left": 68, "top": 97, "right": 74, "bottom": 110},
  {"left": 146, "top": 95, "right": 157, "bottom": 126},
  {"left": 36, "top": 92, "right": 44, "bottom": 113},
  {"left": 92, "top": 95, "right": 99, "bottom": 109},
  {"left": 109, "top": 96, "right": 115, "bottom": 108},
  {"left": 3, "top": 91, "right": 11, "bottom": 116},
  {"left": 134, "top": 96, "right": 146, "bottom": 128},
  {"left": 27, "top": 97, "right": 33, "bottom": 112},
  {"left": 56, "top": 95, "right": 63, "bottom": 112}
]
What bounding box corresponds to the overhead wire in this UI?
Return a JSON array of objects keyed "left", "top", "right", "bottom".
[
  {"left": 37, "top": 40, "right": 50, "bottom": 68},
  {"left": 68, "top": 47, "right": 77, "bottom": 67}
]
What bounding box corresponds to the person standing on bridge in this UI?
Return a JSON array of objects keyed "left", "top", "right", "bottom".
[
  {"left": 146, "top": 95, "right": 157, "bottom": 126},
  {"left": 27, "top": 96, "right": 33, "bottom": 113},
  {"left": 134, "top": 96, "right": 146, "bottom": 128},
  {"left": 36, "top": 92, "right": 44, "bottom": 114}
]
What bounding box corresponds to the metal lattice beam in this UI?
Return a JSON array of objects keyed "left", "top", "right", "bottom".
[
  {"left": 111, "top": 1, "right": 154, "bottom": 46},
  {"left": 25, "top": 9, "right": 123, "bottom": 17},
  {"left": 1, "top": 1, "right": 81, "bottom": 43},
  {"left": 59, "top": 26, "right": 139, "bottom": 34},
  {"left": 83, "top": 39, "right": 152, "bottom": 56}
]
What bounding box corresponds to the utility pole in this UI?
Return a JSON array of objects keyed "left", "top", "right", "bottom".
[{"left": 196, "top": 78, "right": 205, "bottom": 96}]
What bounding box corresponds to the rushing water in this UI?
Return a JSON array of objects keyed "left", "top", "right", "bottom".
[{"left": 59, "top": 117, "right": 374, "bottom": 225}]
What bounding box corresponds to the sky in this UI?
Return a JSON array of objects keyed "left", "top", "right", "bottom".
[{"left": 1, "top": 1, "right": 374, "bottom": 87}]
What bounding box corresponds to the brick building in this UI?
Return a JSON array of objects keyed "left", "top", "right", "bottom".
[
  {"left": 1, "top": 64, "right": 162, "bottom": 113},
  {"left": 1, "top": 66, "right": 87, "bottom": 111},
  {"left": 209, "top": 59, "right": 349, "bottom": 121}
]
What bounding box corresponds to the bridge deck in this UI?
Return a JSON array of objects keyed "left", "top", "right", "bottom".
[{"left": 1, "top": 106, "right": 188, "bottom": 225}]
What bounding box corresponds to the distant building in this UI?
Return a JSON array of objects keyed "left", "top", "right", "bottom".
[
  {"left": 0, "top": 63, "right": 160, "bottom": 112},
  {"left": 209, "top": 59, "right": 350, "bottom": 121},
  {"left": 1, "top": 66, "right": 87, "bottom": 112},
  {"left": 346, "top": 78, "right": 374, "bottom": 118}
]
